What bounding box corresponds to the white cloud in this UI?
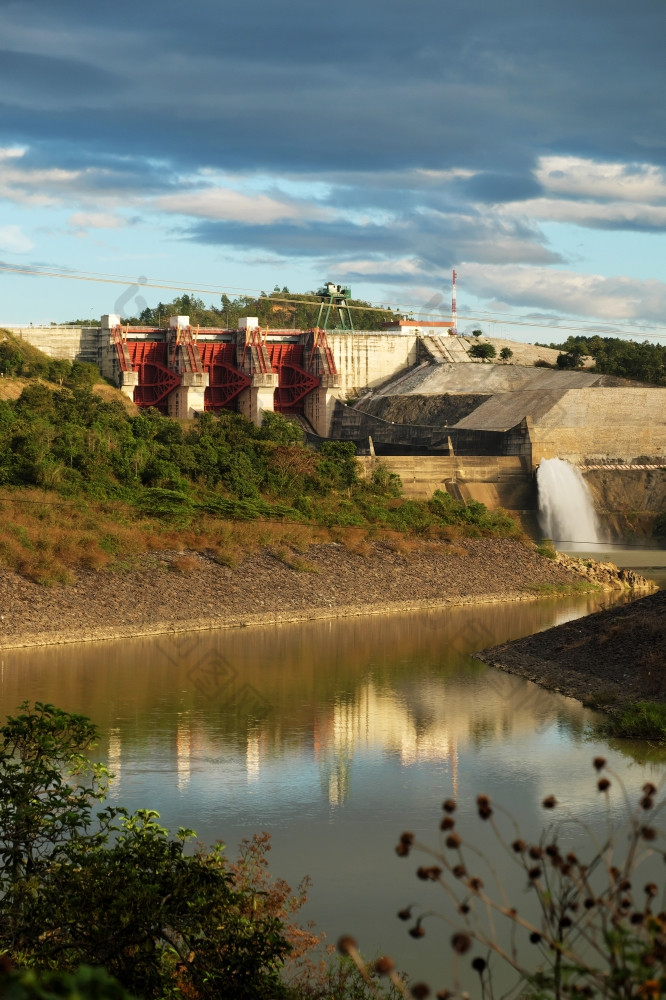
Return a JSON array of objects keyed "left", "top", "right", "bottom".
[
  {"left": 499, "top": 197, "right": 666, "bottom": 230},
  {"left": 0, "top": 225, "right": 34, "bottom": 253},
  {"left": 68, "top": 211, "right": 125, "bottom": 229},
  {"left": 536, "top": 156, "right": 666, "bottom": 204},
  {"left": 463, "top": 263, "right": 666, "bottom": 323},
  {"left": 336, "top": 257, "right": 423, "bottom": 278},
  {"left": 154, "top": 188, "right": 333, "bottom": 225}
]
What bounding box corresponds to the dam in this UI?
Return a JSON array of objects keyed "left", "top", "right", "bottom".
[{"left": 5, "top": 316, "right": 666, "bottom": 533}]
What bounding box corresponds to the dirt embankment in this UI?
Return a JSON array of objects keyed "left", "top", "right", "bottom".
[
  {"left": 476, "top": 589, "right": 666, "bottom": 707},
  {"left": 0, "top": 537, "right": 651, "bottom": 650}
]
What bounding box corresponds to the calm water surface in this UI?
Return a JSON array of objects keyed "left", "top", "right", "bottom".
[{"left": 1, "top": 590, "right": 662, "bottom": 990}]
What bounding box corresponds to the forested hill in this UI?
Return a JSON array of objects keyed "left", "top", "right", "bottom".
[
  {"left": 120, "top": 289, "right": 396, "bottom": 330},
  {"left": 548, "top": 334, "right": 666, "bottom": 385}
]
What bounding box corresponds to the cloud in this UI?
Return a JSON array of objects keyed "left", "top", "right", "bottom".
[
  {"left": 0, "top": 226, "right": 34, "bottom": 254},
  {"left": 68, "top": 212, "right": 125, "bottom": 229},
  {"left": 536, "top": 157, "right": 666, "bottom": 204},
  {"left": 463, "top": 263, "right": 666, "bottom": 324},
  {"left": 155, "top": 188, "right": 333, "bottom": 225}
]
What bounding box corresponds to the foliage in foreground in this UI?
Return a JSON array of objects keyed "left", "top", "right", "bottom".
[
  {"left": 341, "top": 760, "right": 666, "bottom": 999},
  {"left": 0, "top": 702, "right": 321, "bottom": 1000}
]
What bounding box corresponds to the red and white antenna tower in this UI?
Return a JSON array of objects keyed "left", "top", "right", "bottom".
[{"left": 451, "top": 269, "right": 458, "bottom": 336}]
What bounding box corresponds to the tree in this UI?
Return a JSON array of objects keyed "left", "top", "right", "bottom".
[
  {"left": 471, "top": 329, "right": 483, "bottom": 338},
  {"left": 499, "top": 347, "right": 513, "bottom": 362},
  {"left": 557, "top": 349, "right": 584, "bottom": 370},
  {"left": 468, "top": 342, "right": 496, "bottom": 360},
  {"left": 0, "top": 702, "right": 298, "bottom": 1000}
]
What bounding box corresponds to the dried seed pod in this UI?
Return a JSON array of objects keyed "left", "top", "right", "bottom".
[
  {"left": 512, "top": 839, "right": 526, "bottom": 853},
  {"left": 597, "top": 778, "right": 611, "bottom": 792},
  {"left": 374, "top": 956, "right": 395, "bottom": 976},
  {"left": 440, "top": 816, "right": 455, "bottom": 831},
  {"left": 452, "top": 864, "right": 467, "bottom": 878},
  {"left": 445, "top": 833, "right": 462, "bottom": 849},
  {"left": 442, "top": 799, "right": 457, "bottom": 813},
  {"left": 397, "top": 907, "right": 412, "bottom": 921},
  {"left": 471, "top": 957, "right": 487, "bottom": 973},
  {"left": 337, "top": 936, "right": 357, "bottom": 955},
  {"left": 530, "top": 932, "right": 542, "bottom": 944},
  {"left": 411, "top": 985, "right": 430, "bottom": 1000},
  {"left": 451, "top": 932, "right": 472, "bottom": 954},
  {"left": 409, "top": 923, "right": 426, "bottom": 939},
  {"left": 593, "top": 756, "right": 606, "bottom": 771},
  {"left": 528, "top": 866, "right": 542, "bottom": 880},
  {"left": 542, "top": 795, "right": 557, "bottom": 809},
  {"left": 529, "top": 846, "right": 544, "bottom": 860}
]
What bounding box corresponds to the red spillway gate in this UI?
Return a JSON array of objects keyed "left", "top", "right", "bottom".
[
  {"left": 267, "top": 343, "right": 319, "bottom": 414},
  {"left": 197, "top": 343, "right": 251, "bottom": 411},
  {"left": 126, "top": 341, "right": 180, "bottom": 411},
  {"left": 117, "top": 330, "right": 329, "bottom": 414}
]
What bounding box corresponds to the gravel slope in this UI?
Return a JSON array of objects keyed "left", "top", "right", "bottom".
[
  {"left": 476, "top": 589, "right": 666, "bottom": 706},
  {"left": 0, "top": 537, "right": 606, "bottom": 649}
]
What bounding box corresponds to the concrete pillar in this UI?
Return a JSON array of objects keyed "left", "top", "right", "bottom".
[
  {"left": 118, "top": 370, "right": 139, "bottom": 401},
  {"left": 303, "top": 386, "right": 343, "bottom": 437},
  {"left": 167, "top": 372, "right": 209, "bottom": 419},
  {"left": 237, "top": 374, "right": 279, "bottom": 426}
]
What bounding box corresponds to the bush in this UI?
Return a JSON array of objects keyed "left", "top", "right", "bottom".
[
  {"left": 0, "top": 702, "right": 311, "bottom": 1000},
  {"left": 468, "top": 342, "right": 496, "bottom": 360}
]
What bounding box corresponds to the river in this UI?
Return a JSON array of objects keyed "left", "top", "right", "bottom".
[{"left": 1, "top": 587, "right": 663, "bottom": 993}]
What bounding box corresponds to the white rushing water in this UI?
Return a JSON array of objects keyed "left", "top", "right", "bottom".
[{"left": 537, "top": 457, "right": 602, "bottom": 545}]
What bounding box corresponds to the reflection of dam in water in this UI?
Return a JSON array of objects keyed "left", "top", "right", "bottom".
[{"left": 110, "top": 667, "right": 584, "bottom": 808}]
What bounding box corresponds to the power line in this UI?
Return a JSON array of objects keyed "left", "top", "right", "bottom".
[{"left": 1, "top": 263, "right": 665, "bottom": 341}]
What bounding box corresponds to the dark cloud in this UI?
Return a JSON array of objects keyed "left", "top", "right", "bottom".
[
  {"left": 186, "top": 210, "right": 561, "bottom": 269},
  {"left": 460, "top": 173, "right": 544, "bottom": 204},
  {"left": 0, "top": 0, "right": 664, "bottom": 176}
]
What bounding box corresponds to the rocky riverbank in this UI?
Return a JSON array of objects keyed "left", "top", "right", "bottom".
[
  {"left": 0, "top": 537, "right": 654, "bottom": 650},
  {"left": 476, "top": 588, "right": 666, "bottom": 708}
]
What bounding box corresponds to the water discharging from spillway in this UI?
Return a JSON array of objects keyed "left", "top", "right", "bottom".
[{"left": 537, "top": 457, "right": 602, "bottom": 546}]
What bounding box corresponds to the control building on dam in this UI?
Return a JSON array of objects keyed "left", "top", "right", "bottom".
[{"left": 6, "top": 317, "right": 666, "bottom": 526}]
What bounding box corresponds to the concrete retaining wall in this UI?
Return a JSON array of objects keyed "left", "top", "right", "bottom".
[
  {"left": 327, "top": 332, "right": 418, "bottom": 396},
  {"left": 531, "top": 388, "right": 666, "bottom": 465},
  {"left": 6, "top": 326, "right": 99, "bottom": 364}
]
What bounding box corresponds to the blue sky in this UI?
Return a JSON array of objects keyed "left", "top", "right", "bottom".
[{"left": 1, "top": 0, "right": 665, "bottom": 341}]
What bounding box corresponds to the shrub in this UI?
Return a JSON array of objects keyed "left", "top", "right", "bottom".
[
  {"left": 468, "top": 342, "right": 496, "bottom": 360},
  {"left": 0, "top": 702, "right": 312, "bottom": 1000}
]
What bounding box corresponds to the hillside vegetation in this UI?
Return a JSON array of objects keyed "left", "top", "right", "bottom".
[
  {"left": 121, "top": 290, "right": 396, "bottom": 330},
  {"left": 547, "top": 334, "right": 666, "bottom": 385},
  {"left": 0, "top": 334, "right": 519, "bottom": 584}
]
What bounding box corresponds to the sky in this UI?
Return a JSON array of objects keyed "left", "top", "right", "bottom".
[{"left": 1, "top": 0, "right": 666, "bottom": 341}]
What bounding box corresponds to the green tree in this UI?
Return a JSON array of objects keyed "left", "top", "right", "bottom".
[
  {"left": 0, "top": 702, "right": 296, "bottom": 1000},
  {"left": 499, "top": 347, "right": 513, "bottom": 362},
  {"left": 468, "top": 342, "right": 496, "bottom": 360},
  {"left": 556, "top": 349, "right": 584, "bottom": 370}
]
